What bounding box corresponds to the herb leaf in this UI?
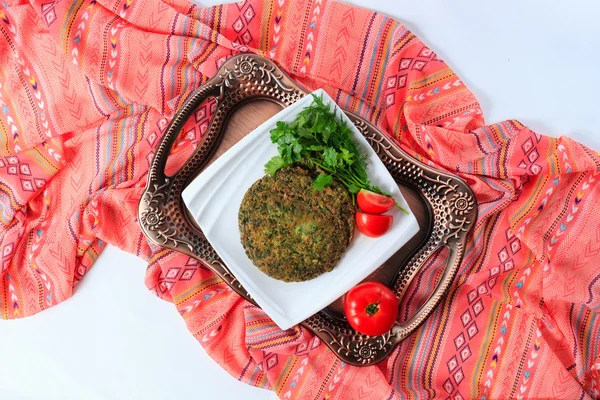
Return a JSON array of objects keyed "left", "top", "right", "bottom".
[
  {"left": 270, "top": 121, "right": 288, "bottom": 142},
  {"left": 340, "top": 148, "right": 354, "bottom": 166},
  {"left": 313, "top": 173, "right": 333, "bottom": 190},
  {"left": 323, "top": 147, "right": 338, "bottom": 168},
  {"left": 264, "top": 156, "right": 286, "bottom": 176},
  {"left": 348, "top": 183, "right": 360, "bottom": 194}
]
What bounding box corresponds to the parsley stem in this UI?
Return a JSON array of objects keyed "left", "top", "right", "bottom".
[{"left": 395, "top": 202, "right": 410, "bottom": 215}]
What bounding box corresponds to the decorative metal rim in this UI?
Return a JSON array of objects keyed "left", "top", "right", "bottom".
[{"left": 139, "top": 54, "right": 477, "bottom": 366}]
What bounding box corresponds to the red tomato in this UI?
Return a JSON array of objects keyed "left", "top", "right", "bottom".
[
  {"left": 355, "top": 212, "right": 393, "bottom": 237},
  {"left": 344, "top": 282, "right": 399, "bottom": 336},
  {"left": 357, "top": 189, "right": 395, "bottom": 214}
]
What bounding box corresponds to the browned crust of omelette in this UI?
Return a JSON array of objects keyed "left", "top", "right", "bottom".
[{"left": 238, "top": 166, "right": 355, "bottom": 282}]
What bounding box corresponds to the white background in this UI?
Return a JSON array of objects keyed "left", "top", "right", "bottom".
[{"left": 1, "top": 1, "right": 598, "bottom": 399}]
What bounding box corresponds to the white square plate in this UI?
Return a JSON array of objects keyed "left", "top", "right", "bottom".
[{"left": 183, "top": 89, "right": 419, "bottom": 330}]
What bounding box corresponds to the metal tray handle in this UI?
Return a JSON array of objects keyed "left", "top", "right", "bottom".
[{"left": 139, "top": 54, "right": 477, "bottom": 366}]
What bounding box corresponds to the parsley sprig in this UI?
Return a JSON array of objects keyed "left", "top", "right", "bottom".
[{"left": 264, "top": 94, "right": 409, "bottom": 214}]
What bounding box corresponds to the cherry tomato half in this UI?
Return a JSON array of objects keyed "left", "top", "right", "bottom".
[
  {"left": 357, "top": 189, "right": 395, "bottom": 214},
  {"left": 344, "top": 282, "right": 399, "bottom": 336},
  {"left": 356, "top": 212, "right": 393, "bottom": 237}
]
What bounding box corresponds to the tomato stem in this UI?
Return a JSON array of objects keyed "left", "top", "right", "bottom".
[{"left": 365, "top": 301, "right": 380, "bottom": 316}]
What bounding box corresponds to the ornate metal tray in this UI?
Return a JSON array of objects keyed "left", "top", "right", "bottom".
[{"left": 139, "top": 54, "right": 477, "bottom": 366}]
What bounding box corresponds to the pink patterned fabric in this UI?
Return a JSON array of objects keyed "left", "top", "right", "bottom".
[{"left": 1, "top": 0, "right": 599, "bottom": 398}]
